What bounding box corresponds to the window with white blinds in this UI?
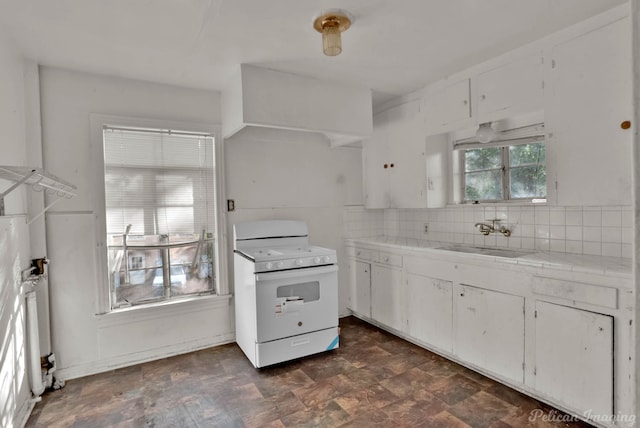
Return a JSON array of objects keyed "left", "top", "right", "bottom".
[
  {"left": 102, "top": 127, "right": 218, "bottom": 308},
  {"left": 103, "top": 127, "right": 215, "bottom": 237}
]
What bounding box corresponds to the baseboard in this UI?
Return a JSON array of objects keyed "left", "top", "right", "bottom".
[
  {"left": 56, "top": 332, "right": 236, "bottom": 381},
  {"left": 15, "top": 395, "right": 38, "bottom": 428}
]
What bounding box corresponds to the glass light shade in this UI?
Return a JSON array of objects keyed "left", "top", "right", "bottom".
[
  {"left": 476, "top": 123, "right": 496, "bottom": 144},
  {"left": 322, "top": 24, "right": 342, "bottom": 56}
]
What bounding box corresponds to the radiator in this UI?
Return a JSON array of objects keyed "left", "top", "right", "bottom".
[{"left": 25, "top": 291, "right": 44, "bottom": 397}]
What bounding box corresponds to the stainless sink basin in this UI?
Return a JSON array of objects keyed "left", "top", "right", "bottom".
[{"left": 436, "top": 245, "right": 533, "bottom": 258}]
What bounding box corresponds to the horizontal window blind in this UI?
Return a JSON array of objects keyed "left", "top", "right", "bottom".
[
  {"left": 103, "top": 127, "right": 215, "bottom": 238},
  {"left": 453, "top": 123, "right": 545, "bottom": 150}
]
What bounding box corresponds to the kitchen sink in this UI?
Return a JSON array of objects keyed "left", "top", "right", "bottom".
[{"left": 436, "top": 245, "right": 533, "bottom": 258}]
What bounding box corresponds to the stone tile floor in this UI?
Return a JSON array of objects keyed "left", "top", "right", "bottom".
[{"left": 26, "top": 316, "right": 592, "bottom": 427}]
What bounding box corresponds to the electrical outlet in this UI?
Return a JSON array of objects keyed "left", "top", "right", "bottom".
[{"left": 423, "top": 223, "right": 429, "bottom": 234}]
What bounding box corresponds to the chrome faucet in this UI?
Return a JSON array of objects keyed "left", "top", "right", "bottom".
[{"left": 474, "top": 219, "right": 511, "bottom": 237}]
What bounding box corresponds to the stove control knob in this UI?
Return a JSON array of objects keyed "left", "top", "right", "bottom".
[
  {"left": 276, "top": 261, "right": 284, "bottom": 269},
  {"left": 312, "top": 257, "right": 321, "bottom": 264},
  {"left": 265, "top": 262, "right": 273, "bottom": 270},
  {"left": 295, "top": 259, "right": 303, "bottom": 266},
  {"left": 323, "top": 256, "right": 331, "bottom": 264}
]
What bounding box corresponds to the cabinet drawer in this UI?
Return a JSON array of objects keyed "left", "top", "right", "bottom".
[
  {"left": 532, "top": 276, "right": 617, "bottom": 309},
  {"left": 354, "top": 249, "right": 373, "bottom": 261},
  {"left": 375, "top": 252, "right": 403, "bottom": 267}
]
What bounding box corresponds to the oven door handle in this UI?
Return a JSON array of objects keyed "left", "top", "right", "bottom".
[{"left": 256, "top": 265, "right": 338, "bottom": 281}]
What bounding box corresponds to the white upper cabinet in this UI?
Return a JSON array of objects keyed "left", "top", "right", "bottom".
[
  {"left": 476, "top": 53, "right": 544, "bottom": 124},
  {"left": 362, "top": 114, "right": 391, "bottom": 209},
  {"left": 424, "top": 79, "right": 472, "bottom": 134},
  {"left": 546, "top": 17, "right": 632, "bottom": 206},
  {"left": 364, "top": 99, "right": 446, "bottom": 209}
]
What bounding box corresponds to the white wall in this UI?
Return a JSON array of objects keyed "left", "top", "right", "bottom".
[
  {"left": 38, "top": 67, "right": 364, "bottom": 380},
  {"left": 0, "top": 34, "right": 34, "bottom": 428},
  {"left": 38, "top": 67, "right": 235, "bottom": 380},
  {"left": 224, "top": 132, "right": 363, "bottom": 316}
]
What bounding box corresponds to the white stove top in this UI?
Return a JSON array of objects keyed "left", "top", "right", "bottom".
[
  {"left": 233, "top": 220, "right": 337, "bottom": 272},
  {"left": 236, "top": 244, "right": 336, "bottom": 272},
  {"left": 240, "top": 245, "right": 333, "bottom": 261}
]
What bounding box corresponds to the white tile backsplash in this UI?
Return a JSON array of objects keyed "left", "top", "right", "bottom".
[
  {"left": 602, "top": 208, "right": 622, "bottom": 227},
  {"left": 549, "top": 225, "right": 565, "bottom": 240},
  {"left": 583, "top": 241, "right": 602, "bottom": 256},
  {"left": 344, "top": 204, "right": 632, "bottom": 258},
  {"left": 549, "top": 208, "right": 566, "bottom": 226},
  {"left": 566, "top": 226, "right": 582, "bottom": 241},
  {"left": 583, "top": 227, "right": 602, "bottom": 242},
  {"left": 621, "top": 207, "right": 633, "bottom": 228},
  {"left": 601, "top": 227, "right": 622, "bottom": 244},
  {"left": 565, "top": 208, "right": 583, "bottom": 226},
  {"left": 583, "top": 208, "right": 602, "bottom": 227}
]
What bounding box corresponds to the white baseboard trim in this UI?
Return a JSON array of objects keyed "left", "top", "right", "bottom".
[
  {"left": 15, "top": 395, "right": 38, "bottom": 428},
  {"left": 56, "top": 332, "right": 236, "bottom": 381}
]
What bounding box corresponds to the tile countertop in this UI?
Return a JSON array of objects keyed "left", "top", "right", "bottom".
[{"left": 345, "top": 236, "right": 633, "bottom": 281}]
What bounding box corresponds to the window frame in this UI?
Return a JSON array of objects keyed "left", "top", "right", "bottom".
[
  {"left": 90, "top": 114, "right": 228, "bottom": 315},
  {"left": 460, "top": 141, "right": 546, "bottom": 204}
]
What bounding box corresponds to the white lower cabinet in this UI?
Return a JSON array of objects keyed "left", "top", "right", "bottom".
[
  {"left": 348, "top": 243, "right": 628, "bottom": 424},
  {"left": 350, "top": 260, "right": 371, "bottom": 318},
  {"left": 534, "top": 301, "right": 613, "bottom": 417},
  {"left": 371, "top": 264, "right": 403, "bottom": 332},
  {"left": 453, "top": 284, "right": 525, "bottom": 383},
  {"left": 405, "top": 273, "right": 453, "bottom": 352}
]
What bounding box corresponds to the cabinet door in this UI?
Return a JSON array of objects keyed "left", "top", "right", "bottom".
[
  {"left": 546, "top": 17, "right": 631, "bottom": 206},
  {"left": 534, "top": 301, "right": 613, "bottom": 416},
  {"left": 454, "top": 284, "right": 524, "bottom": 383},
  {"left": 371, "top": 264, "right": 403, "bottom": 331},
  {"left": 477, "top": 53, "right": 543, "bottom": 123},
  {"left": 349, "top": 260, "right": 371, "bottom": 317},
  {"left": 364, "top": 100, "right": 429, "bottom": 209},
  {"left": 425, "top": 133, "right": 449, "bottom": 208},
  {"left": 424, "top": 79, "right": 472, "bottom": 133},
  {"left": 387, "top": 100, "right": 428, "bottom": 208},
  {"left": 363, "top": 111, "right": 391, "bottom": 209},
  {"left": 406, "top": 273, "right": 453, "bottom": 352}
]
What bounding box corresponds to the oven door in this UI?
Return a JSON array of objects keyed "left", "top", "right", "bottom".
[{"left": 255, "top": 264, "right": 338, "bottom": 343}]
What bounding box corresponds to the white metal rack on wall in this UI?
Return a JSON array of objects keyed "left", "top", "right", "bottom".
[{"left": 0, "top": 166, "right": 77, "bottom": 224}]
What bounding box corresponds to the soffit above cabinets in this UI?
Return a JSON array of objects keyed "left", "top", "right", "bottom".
[{"left": 221, "top": 64, "right": 372, "bottom": 146}]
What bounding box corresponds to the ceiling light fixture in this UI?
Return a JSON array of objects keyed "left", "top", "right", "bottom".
[
  {"left": 475, "top": 122, "right": 497, "bottom": 144},
  {"left": 313, "top": 9, "right": 352, "bottom": 56}
]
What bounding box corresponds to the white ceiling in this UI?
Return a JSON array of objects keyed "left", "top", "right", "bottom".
[{"left": 0, "top": 0, "right": 627, "bottom": 106}]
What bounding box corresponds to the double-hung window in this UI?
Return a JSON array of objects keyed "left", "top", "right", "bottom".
[
  {"left": 102, "top": 126, "right": 219, "bottom": 309},
  {"left": 456, "top": 124, "right": 546, "bottom": 203}
]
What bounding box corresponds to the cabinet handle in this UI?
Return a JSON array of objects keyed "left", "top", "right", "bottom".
[
  {"left": 463, "top": 99, "right": 468, "bottom": 105},
  {"left": 460, "top": 293, "right": 464, "bottom": 297},
  {"left": 481, "top": 94, "right": 486, "bottom": 100},
  {"left": 621, "top": 120, "right": 631, "bottom": 130},
  {"left": 384, "top": 164, "right": 388, "bottom": 169},
  {"left": 390, "top": 163, "right": 394, "bottom": 168}
]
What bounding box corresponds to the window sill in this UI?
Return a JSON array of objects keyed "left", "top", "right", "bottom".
[
  {"left": 448, "top": 200, "right": 547, "bottom": 208},
  {"left": 95, "top": 294, "right": 232, "bottom": 328}
]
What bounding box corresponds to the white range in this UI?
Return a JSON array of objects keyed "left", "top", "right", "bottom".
[{"left": 233, "top": 220, "right": 339, "bottom": 368}]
